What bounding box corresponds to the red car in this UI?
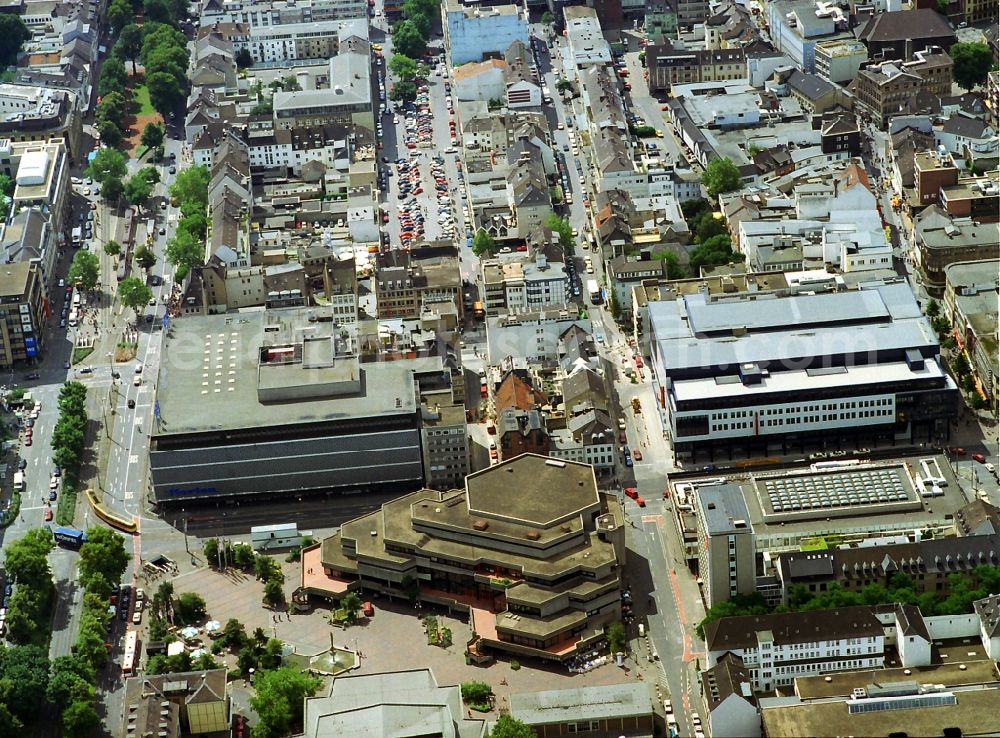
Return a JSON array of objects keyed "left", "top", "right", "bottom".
[
  {"left": 949, "top": 447, "right": 966, "bottom": 455},
  {"left": 24, "top": 438, "right": 31, "bottom": 446},
  {"left": 44, "top": 508, "right": 53, "bottom": 521},
  {"left": 632, "top": 448, "right": 642, "bottom": 461},
  {"left": 635, "top": 496, "right": 646, "bottom": 507},
  {"left": 973, "top": 453, "right": 987, "bottom": 463},
  {"left": 624, "top": 487, "right": 638, "bottom": 500}
]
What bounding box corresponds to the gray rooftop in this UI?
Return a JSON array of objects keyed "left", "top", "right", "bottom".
[
  {"left": 698, "top": 484, "right": 753, "bottom": 535},
  {"left": 154, "top": 309, "right": 416, "bottom": 436},
  {"left": 510, "top": 683, "right": 651, "bottom": 726}
]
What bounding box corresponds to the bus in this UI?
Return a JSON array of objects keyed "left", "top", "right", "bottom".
[
  {"left": 53, "top": 526, "right": 87, "bottom": 549},
  {"left": 122, "top": 629, "right": 139, "bottom": 676},
  {"left": 587, "top": 279, "right": 602, "bottom": 305}
]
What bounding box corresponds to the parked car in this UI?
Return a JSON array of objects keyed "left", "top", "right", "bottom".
[{"left": 973, "top": 453, "right": 987, "bottom": 463}]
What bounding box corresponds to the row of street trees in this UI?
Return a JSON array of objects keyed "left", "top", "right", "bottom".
[
  {"left": 387, "top": 53, "right": 429, "bottom": 103},
  {"left": 164, "top": 165, "right": 211, "bottom": 281},
  {"left": 203, "top": 538, "right": 287, "bottom": 608}
]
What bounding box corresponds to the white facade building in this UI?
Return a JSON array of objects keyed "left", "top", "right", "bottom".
[{"left": 704, "top": 607, "right": 885, "bottom": 692}]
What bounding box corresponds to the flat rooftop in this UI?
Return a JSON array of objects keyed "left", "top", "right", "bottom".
[
  {"left": 795, "top": 659, "right": 997, "bottom": 700},
  {"left": 674, "top": 455, "right": 967, "bottom": 546},
  {"left": 760, "top": 688, "right": 1000, "bottom": 737},
  {"left": 154, "top": 310, "right": 416, "bottom": 436},
  {"left": 466, "top": 455, "right": 599, "bottom": 528}
]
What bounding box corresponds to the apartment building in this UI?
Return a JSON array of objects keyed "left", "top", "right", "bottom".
[
  {"left": 939, "top": 171, "right": 1000, "bottom": 223},
  {"left": 11, "top": 140, "right": 70, "bottom": 237},
  {"left": 0, "top": 85, "right": 82, "bottom": 161},
  {"left": 646, "top": 41, "right": 746, "bottom": 93},
  {"left": 943, "top": 260, "right": 999, "bottom": 403},
  {"left": 309, "top": 454, "right": 625, "bottom": 662},
  {"left": 564, "top": 7, "right": 612, "bottom": 70},
  {"left": 912, "top": 206, "right": 1000, "bottom": 291},
  {"left": 200, "top": 0, "right": 368, "bottom": 26},
  {"left": 272, "top": 52, "right": 373, "bottom": 132},
  {"left": 480, "top": 254, "right": 568, "bottom": 315},
  {"left": 0, "top": 262, "right": 45, "bottom": 368},
  {"left": 647, "top": 279, "right": 958, "bottom": 462},
  {"left": 775, "top": 535, "right": 1000, "bottom": 604},
  {"left": 854, "top": 63, "right": 923, "bottom": 127},
  {"left": 375, "top": 245, "right": 462, "bottom": 320},
  {"left": 697, "top": 484, "right": 756, "bottom": 608},
  {"left": 814, "top": 39, "right": 868, "bottom": 84},
  {"left": 704, "top": 607, "right": 885, "bottom": 692}
]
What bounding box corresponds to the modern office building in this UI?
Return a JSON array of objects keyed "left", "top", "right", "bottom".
[
  {"left": 510, "top": 684, "right": 655, "bottom": 737},
  {"left": 697, "top": 485, "right": 757, "bottom": 608},
  {"left": 272, "top": 51, "right": 373, "bottom": 132},
  {"left": 703, "top": 606, "right": 885, "bottom": 692},
  {"left": 0, "top": 262, "right": 46, "bottom": 368},
  {"left": 676, "top": 455, "right": 970, "bottom": 564},
  {"left": 305, "top": 454, "right": 625, "bottom": 662},
  {"left": 150, "top": 307, "right": 465, "bottom": 503},
  {"left": 647, "top": 279, "right": 959, "bottom": 462}
]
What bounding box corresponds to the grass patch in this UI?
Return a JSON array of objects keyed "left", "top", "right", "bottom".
[
  {"left": 55, "top": 481, "right": 78, "bottom": 526},
  {"left": 71, "top": 346, "right": 94, "bottom": 365},
  {"left": 136, "top": 144, "right": 149, "bottom": 160},
  {"left": 132, "top": 84, "right": 155, "bottom": 117}
]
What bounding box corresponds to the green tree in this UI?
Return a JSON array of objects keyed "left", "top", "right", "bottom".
[
  {"left": 79, "top": 527, "right": 131, "bottom": 592},
  {"left": 389, "top": 54, "right": 418, "bottom": 81},
  {"left": 220, "top": 618, "right": 247, "bottom": 649},
  {"left": 950, "top": 42, "right": 993, "bottom": 91},
  {"left": 87, "top": 148, "right": 128, "bottom": 183},
  {"left": 661, "top": 251, "right": 686, "bottom": 280},
  {"left": 165, "top": 231, "right": 203, "bottom": 271},
  {"left": 5, "top": 529, "right": 54, "bottom": 589},
  {"left": 695, "top": 212, "right": 727, "bottom": 243},
  {"left": 681, "top": 197, "right": 710, "bottom": 222},
  {"left": 147, "top": 70, "right": 186, "bottom": 117},
  {"left": 117, "top": 276, "right": 153, "bottom": 317},
  {"left": 544, "top": 213, "right": 574, "bottom": 250},
  {"left": 925, "top": 298, "right": 941, "bottom": 318},
  {"left": 389, "top": 79, "right": 418, "bottom": 103},
  {"left": 540, "top": 10, "right": 554, "bottom": 25},
  {"left": 169, "top": 164, "right": 210, "bottom": 211},
  {"left": 98, "top": 57, "right": 129, "bottom": 98},
  {"left": 341, "top": 592, "right": 363, "bottom": 622},
  {"left": 68, "top": 250, "right": 100, "bottom": 292},
  {"left": 141, "top": 122, "right": 165, "bottom": 151},
  {"left": 98, "top": 119, "right": 124, "bottom": 149},
  {"left": 460, "top": 681, "right": 493, "bottom": 704},
  {"left": 48, "top": 655, "right": 96, "bottom": 705},
  {"left": 124, "top": 174, "right": 154, "bottom": 207},
  {"left": 249, "top": 667, "right": 322, "bottom": 738},
  {"left": 143, "top": 0, "right": 175, "bottom": 25},
  {"left": 235, "top": 47, "right": 253, "bottom": 68},
  {"left": 0, "top": 15, "right": 30, "bottom": 66},
  {"left": 554, "top": 78, "right": 573, "bottom": 93},
  {"left": 259, "top": 638, "right": 284, "bottom": 670},
  {"left": 689, "top": 234, "right": 740, "bottom": 273},
  {"left": 0, "top": 645, "right": 50, "bottom": 723},
  {"left": 701, "top": 157, "right": 742, "bottom": 198},
  {"left": 175, "top": 592, "right": 207, "bottom": 624},
  {"left": 400, "top": 574, "right": 421, "bottom": 603},
  {"left": 392, "top": 20, "right": 427, "bottom": 58},
  {"left": 606, "top": 621, "right": 625, "bottom": 653},
  {"left": 97, "top": 91, "right": 127, "bottom": 126},
  {"left": 108, "top": 0, "right": 133, "bottom": 32},
  {"left": 471, "top": 228, "right": 495, "bottom": 256},
  {"left": 61, "top": 699, "right": 100, "bottom": 738},
  {"left": 104, "top": 240, "right": 122, "bottom": 257},
  {"left": 203, "top": 538, "right": 220, "bottom": 567},
  {"left": 115, "top": 24, "right": 143, "bottom": 74},
  {"left": 102, "top": 176, "right": 125, "bottom": 203},
  {"left": 489, "top": 715, "right": 538, "bottom": 738}
]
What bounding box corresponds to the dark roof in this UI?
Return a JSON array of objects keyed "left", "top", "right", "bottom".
[
  {"left": 974, "top": 594, "right": 1000, "bottom": 638},
  {"left": 955, "top": 499, "right": 1000, "bottom": 537},
  {"left": 703, "top": 606, "right": 883, "bottom": 652},
  {"left": 822, "top": 113, "right": 859, "bottom": 136},
  {"left": 702, "top": 653, "right": 755, "bottom": 712},
  {"left": 895, "top": 603, "right": 930, "bottom": 641},
  {"left": 939, "top": 115, "right": 991, "bottom": 139},
  {"left": 856, "top": 9, "right": 955, "bottom": 44},
  {"left": 786, "top": 69, "right": 835, "bottom": 102}
]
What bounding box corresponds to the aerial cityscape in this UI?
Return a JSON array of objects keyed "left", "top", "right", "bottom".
[{"left": 0, "top": 0, "right": 995, "bottom": 735}]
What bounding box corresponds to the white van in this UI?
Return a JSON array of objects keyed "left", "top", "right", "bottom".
[{"left": 13, "top": 472, "right": 24, "bottom": 491}]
